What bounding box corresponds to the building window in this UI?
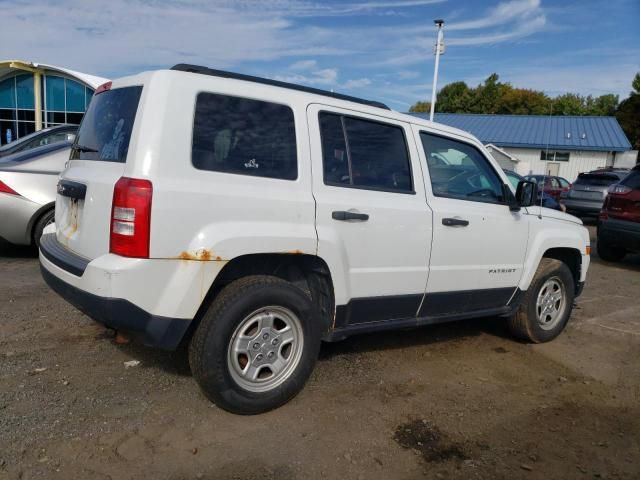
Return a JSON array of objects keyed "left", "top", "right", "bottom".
[
  {"left": 43, "top": 75, "right": 94, "bottom": 128},
  {"left": 0, "top": 74, "right": 35, "bottom": 145},
  {"left": 0, "top": 72, "right": 94, "bottom": 146},
  {"left": 541, "top": 151, "right": 570, "bottom": 162}
]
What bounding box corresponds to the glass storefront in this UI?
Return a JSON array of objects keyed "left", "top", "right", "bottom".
[{"left": 0, "top": 73, "right": 93, "bottom": 146}]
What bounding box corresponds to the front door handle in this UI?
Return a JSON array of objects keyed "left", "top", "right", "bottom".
[
  {"left": 332, "top": 210, "right": 369, "bottom": 221},
  {"left": 442, "top": 217, "right": 469, "bottom": 227}
]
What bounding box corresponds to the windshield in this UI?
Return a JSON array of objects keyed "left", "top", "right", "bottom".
[{"left": 70, "top": 86, "right": 142, "bottom": 162}]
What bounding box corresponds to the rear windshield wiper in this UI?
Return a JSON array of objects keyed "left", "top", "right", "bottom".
[{"left": 72, "top": 144, "right": 98, "bottom": 153}]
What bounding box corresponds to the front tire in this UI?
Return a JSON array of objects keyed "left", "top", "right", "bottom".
[
  {"left": 508, "top": 258, "right": 575, "bottom": 343},
  {"left": 189, "top": 275, "right": 321, "bottom": 414}
]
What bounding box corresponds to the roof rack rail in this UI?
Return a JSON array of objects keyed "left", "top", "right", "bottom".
[{"left": 170, "top": 64, "right": 390, "bottom": 110}]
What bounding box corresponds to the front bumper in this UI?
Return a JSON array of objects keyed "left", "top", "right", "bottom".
[
  {"left": 39, "top": 233, "right": 226, "bottom": 350},
  {"left": 598, "top": 218, "right": 640, "bottom": 252},
  {"left": 0, "top": 192, "right": 40, "bottom": 245}
]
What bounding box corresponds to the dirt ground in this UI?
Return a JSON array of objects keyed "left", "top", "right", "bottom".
[{"left": 1, "top": 225, "right": 639, "bottom": 480}]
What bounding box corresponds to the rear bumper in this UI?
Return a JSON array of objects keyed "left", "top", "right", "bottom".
[
  {"left": 563, "top": 198, "right": 603, "bottom": 216},
  {"left": 0, "top": 192, "right": 40, "bottom": 245},
  {"left": 39, "top": 233, "right": 227, "bottom": 350},
  {"left": 41, "top": 265, "right": 190, "bottom": 350},
  {"left": 598, "top": 218, "right": 640, "bottom": 252}
]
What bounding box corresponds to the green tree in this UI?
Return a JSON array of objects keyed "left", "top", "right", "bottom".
[
  {"left": 632, "top": 72, "right": 640, "bottom": 95},
  {"left": 553, "top": 94, "right": 586, "bottom": 115},
  {"left": 585, "top": 94, "right": 619, "bottom": 116},
  {"left": 434, "top": 81, "right": 472, "bottom": 113},
  {"left": 615, "top": 72, "right": 640, "bottom": 151},
  {"left": 408, "top": 101, "right": 431, "bottom": 113},
  {"left": 469, "top": 73, "right": 512, "bottom": 114},
  {"left": 497, "top": 88, "right": 550, "bottom": 115}
]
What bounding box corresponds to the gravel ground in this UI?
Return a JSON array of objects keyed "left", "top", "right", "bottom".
[{"left": 1, "top": 225, "right": 639, "bottom": 480}]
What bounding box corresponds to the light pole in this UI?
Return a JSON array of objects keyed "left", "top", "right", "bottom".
[{"left": 429, "top": 19, "right": 445, "bottom": 122}]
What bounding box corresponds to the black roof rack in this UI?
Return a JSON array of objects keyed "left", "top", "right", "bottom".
[{"left": 170, "top": 64, "right": 390, "bottom": 110}]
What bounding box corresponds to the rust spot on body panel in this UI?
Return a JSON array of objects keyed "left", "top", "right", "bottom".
[
  {"left": 288, "top": 249, "right": 304, "bottom": 255},
  {"left": 176, "top": 249, "right": 223, "bottom": 261}
]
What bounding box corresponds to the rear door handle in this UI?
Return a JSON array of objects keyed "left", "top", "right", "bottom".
[
  {"left": 332, "top": 210, "right": 369, "bottom": 221},
  {"left": 442, "top": 217, "right": 469, "bottom": 227}
]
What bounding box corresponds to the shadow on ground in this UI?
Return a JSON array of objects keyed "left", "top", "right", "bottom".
[{"left": 0, "top": 238, "right": 37, "bottom": 258}]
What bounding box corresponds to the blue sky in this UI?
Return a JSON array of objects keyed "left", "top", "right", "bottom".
[{"left": 1, "top": 0, "right": 638, "bottom": 111}]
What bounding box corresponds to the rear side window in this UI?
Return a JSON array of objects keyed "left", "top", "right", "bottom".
[
  {"left": 70, "top": 86, "right": 142, "bottom": 162},
  {"left": 192, "top": 93, "right": 297, "bottom": 180},
  {"left": 319, "top": 112, "right": 413, "bottom": 193}
]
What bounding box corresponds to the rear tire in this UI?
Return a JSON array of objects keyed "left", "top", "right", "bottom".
[
  {"left": 508, "top": 258, "right": 574, "bottom": 343},
  {"left": 596, "top": 239, "right": 626, "bottom": 262},
  {"left": 189, "top": 275, "right": 322, "bottom": 414},
  {"left": 33, "top": 209, "right": 55, "bottom": 249}
]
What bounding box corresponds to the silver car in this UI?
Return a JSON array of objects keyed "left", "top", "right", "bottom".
[
  {"left": 563, "top": 169, "right": 629, "bottom": 217},
  {"left": 0, "top": 142, "right": 71, "bottom": 247}
]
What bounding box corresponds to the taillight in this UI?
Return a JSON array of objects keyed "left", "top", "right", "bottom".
[
  {"left": 110, "top": 177, "right": 152, "bottom": 258},
  {"left": 0, "top": 180, "right": 19, "bottom": 196},
  {"left": 608, "top": 184, "right": 632, "bottom": 195}
]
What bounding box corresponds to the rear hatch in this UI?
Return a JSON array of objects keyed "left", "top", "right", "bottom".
[
  {"left": 56, "top": 85, "right": 143, "bottom": 259},
  {"left": 606, "top": 169, "right": 640, "bottom": 222},
  {"left": 568, "top": 173, "right": 620, "bottom": 201}
]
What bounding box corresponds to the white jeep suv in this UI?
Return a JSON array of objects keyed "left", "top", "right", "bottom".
[{"left": 40, "top": 65, "right": 590, "bottom": 414}]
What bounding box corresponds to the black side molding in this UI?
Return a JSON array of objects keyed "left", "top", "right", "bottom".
[
  {"left": 39, "top": 234, "right": 90, "bottom": 277},
  {"left": 57, "top": 179, "right": 86, "bottom": 200}
]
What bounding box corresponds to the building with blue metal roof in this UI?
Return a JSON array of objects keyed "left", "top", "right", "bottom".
[{"left": 411, "top": 113, "right": 635, "bottom": 181}]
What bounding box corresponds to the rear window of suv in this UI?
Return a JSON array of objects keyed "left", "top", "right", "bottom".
[
  {"left": 192, "top": 93, "right": 297, "bottom": 180},
  {"left": 70, "top": 86, "right": 142, "bottom": 162},
  {"left": 574, "top": 173, "right": 621, "bottom": 187}
]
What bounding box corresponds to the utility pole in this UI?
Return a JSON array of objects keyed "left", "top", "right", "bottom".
[{"left": 430, "top": 19, "right": 445, "bottom": 122}]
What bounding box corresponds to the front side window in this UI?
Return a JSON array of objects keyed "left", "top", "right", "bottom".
[
  {"left": 319, "top": 112, "right": 413, "bottom": 193},
  {"left": 420, "top": 132, "right": 504, "bottom": 203},
  {"left": 192, "top": 93, "right": 297, "bottom": 180}
]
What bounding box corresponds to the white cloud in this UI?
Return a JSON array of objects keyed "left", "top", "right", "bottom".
[
  {"left": 344, "top": 78, "right": 372, "bottom": 89},
  {"left": 289, "top": 59, "right": 318, "bottom": 71},
  {"left": 447, "top": 14, "right": 546, "bottom": 46},
  {"left": 274, "top": 68, "right": 338, "bottom": 86},
  {"left": 447, "top": 0, "right": 541, "bottom": 31}
]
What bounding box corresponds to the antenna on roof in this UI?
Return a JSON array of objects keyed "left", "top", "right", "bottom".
[
  {"left": 429, "top": 19, "right": 445, "bottom": 122},
  {"left": 540, "top": 101, "right": 553, "bottom": 218}
]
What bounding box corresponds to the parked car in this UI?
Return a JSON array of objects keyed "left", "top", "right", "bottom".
[
  {"left": 0, "top": 142, "right": 71, "bottom": 247},
  {"left": 39, "top": 65, "right": 590, "bottom": 414},
  {"left": 0, "top": 125, "right": 77, "bottom": 158},
  {"left": 563, "top": 170, "right": 629, "bottom": 217},
  {"left": 504, "top": 170, "right": 562, "bottom": 211},
  {"left": 597, "top": 165, "right": 640, "bottom": 261},
  {"left": 524, "top": 174, "right": 571, "bottom": 201}
]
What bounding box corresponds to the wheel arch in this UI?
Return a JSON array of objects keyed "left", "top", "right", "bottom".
[
  {"left": 183, "top": 253, "right": 336, "bottom": 346},
  {"left": 27, "top": 201, "right": 55, "bottom": 244}
]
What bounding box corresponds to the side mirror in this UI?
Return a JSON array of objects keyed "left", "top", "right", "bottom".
[
  {"left": 515, "top": 180, "right": 537, "bottom": 208},
  {"left": 502, "top": 184, "right": 520, "bottom": 212}
]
